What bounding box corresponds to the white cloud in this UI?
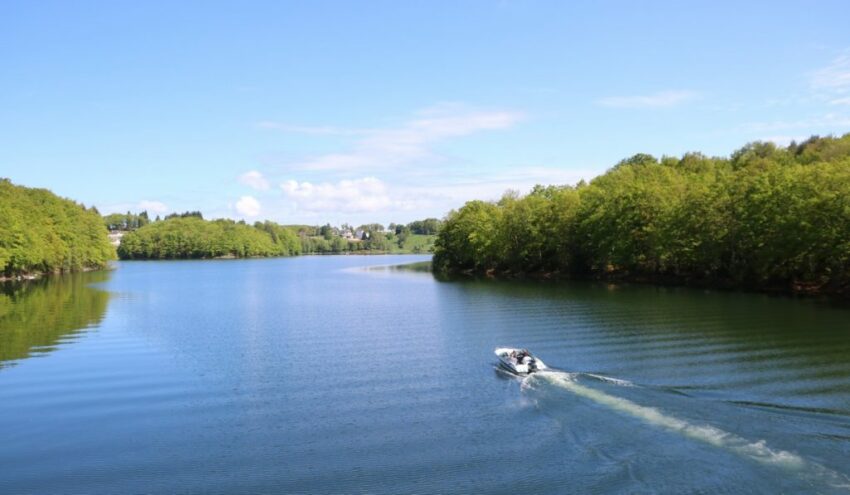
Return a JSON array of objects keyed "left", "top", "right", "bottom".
[
  {"left": 238, "top": 170, "right": 270, "bottom": 190},
  {"left": 811, "top": 53, "right": 850, "bottom": 95},
  {"left": 235, "top": 196, "right": 262, "bottom": 217},
  {"left": 281, "top": 177, "right": 393, "bottom": 213},
  {"left": 255, "top": 104, "right": 600, "bottom": 223},
  {"left": 597, "top": 90, "right": 699, "bottom": 109},
  {"left": 137, "top": 200, "right": 168, "bottom": 214},
  {"left": 276, "top": 166, "right": 598, "bottom": 222},
  {"left": 830, "top": 97, "right": 850, "bottom": 106},
  {"left": 261, "top": 105, "right": 523, "bottom": 172}
]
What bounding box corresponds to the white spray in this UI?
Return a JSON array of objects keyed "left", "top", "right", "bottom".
[{"left": 526, "top": 370, "right": 850, "bottom": 489}]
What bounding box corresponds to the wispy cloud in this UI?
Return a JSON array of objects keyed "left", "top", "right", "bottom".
[
  {"left": 255, "top": 104, "right": 601, "bottom": 223},
  {"left": 238, "top": 170, "right": 270, "bottom": 190},
  {"left": 137, "top": 200, "right": 168, "bottom": 214},
  {"left": 597, "top": 90, "right": 699, "bottom": 109},
  {"left": 261, "top": 105, "right": 524, "bottom": 172},
  {"left": 740, "top": 113, "right": 850, "bottom": 132},
  {"left": 811, "top": 53, "right": 850, "bottom": 97},
  {"left": 235, "top": 196, "right": 261, "bottom": 217}
]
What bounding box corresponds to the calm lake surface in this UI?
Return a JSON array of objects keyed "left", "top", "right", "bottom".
[{"left": 1, "top": 255, "right": 850, "bottom": 494}]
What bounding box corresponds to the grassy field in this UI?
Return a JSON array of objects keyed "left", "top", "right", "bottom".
[{"left": 389, "top": 234, "right": 436, "bottom": 254}]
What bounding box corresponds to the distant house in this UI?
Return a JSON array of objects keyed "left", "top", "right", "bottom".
[{"left": 107, "top": 231, "right": 125, "bottom": 247}]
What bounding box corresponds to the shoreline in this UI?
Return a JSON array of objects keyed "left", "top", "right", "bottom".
[
  {"left": 117, "top": 251, "right": 432, "bottom": 261},
  {"left": 435, "top": 268, "right": 850, "bottom": 302},
  {"left": 0, "top": 265, "right": 111, "bottom": 283}
]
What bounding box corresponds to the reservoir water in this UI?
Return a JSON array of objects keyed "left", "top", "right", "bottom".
[{"left": 1, "top": 256, "right": 849, "bottom": 493}]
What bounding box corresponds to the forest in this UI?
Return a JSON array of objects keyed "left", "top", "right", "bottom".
[
  {"left": 0, "top": 179, "right": 115, "bottom": 278},
  {"left": 117, "top": 217, "right": 439, "bottom": 259},
  {"left": 103, "top": 211, "right": 151, "bottom": 231},
  {"left": 433, "top": 134, "right": 850, "bottom": 296},
  {"left": 117, "top": 217, "right": 302, "bottom": 259}
]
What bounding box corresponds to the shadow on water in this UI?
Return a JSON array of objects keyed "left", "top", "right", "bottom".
[
  {"left": 387, "top": 260, "right": 432, "bottom": 272},
  {"left": 363, "top": 259, "right": 433, "bottom": 275},
  {"left": 445, "top": 277, "right": 850, "bottom": 392},
  {"left": 0, "top": 271, "right": 111, "bottom": 368}
]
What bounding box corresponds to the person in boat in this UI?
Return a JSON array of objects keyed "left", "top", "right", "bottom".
[{"left": 515, "top": 349, "right": 528, "bottom": 363}]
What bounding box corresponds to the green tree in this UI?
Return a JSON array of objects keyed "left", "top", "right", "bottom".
[
  {"left": 432, "top": 133, "right": 850, "bottom": 295},
  {"left": 0, "top": 179, "right": 115, "bottom": 277}
]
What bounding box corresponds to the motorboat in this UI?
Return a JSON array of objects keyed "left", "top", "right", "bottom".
[{"left": 494, "top": 347, "right": 546, "bottom": 374}]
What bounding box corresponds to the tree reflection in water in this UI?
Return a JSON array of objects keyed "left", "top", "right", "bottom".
[{"left": 0, "top": 271, "right": 110, "bottom": 368}]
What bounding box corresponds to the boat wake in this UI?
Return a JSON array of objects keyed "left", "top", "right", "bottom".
[{"left": 522, "top": 370, "right": 850, "bottom": 490}]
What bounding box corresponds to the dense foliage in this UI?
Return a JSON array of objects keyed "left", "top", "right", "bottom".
[
  {"left": 405, "top": 218, "right": 442, "bottom": 235},
  {"left": 104, "top": 211, "right": 150, "bottom": 231},
  {"left": 117, "top": 217, "right": 301, "bottom": 259},
  {"left": 0, "top": 179, "right": 115, "bottom": 277},
  {"left": 296, "top": 222, "right": 438, "bottom": 253},
  {"left": 434, "top": 135, "right": 850, "bottom": 294},
  {"left": 117, "top": 217, "right": 438, "bottom": 259},
  {"left": 165, "top": 211, "right": 203, "bottom": 220}
]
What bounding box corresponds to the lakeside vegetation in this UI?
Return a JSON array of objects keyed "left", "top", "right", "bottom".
[
  {"left": 103, "top": 211, "right": 151, "bottom": 231},
  {"left": 296, "top": 221, "right": 439, "bottom": 255},
  {"left": 0, "top": 179, "right": 115, "bottom": 278},
  {"left": 116, "top": 216, "right": 439, "bottom": 259},
  {"left": 117, "top": 217, "right": 302, "bottom": 259},
  {"left": 434, "top": 134, "right": 850, "bottom": 296}
]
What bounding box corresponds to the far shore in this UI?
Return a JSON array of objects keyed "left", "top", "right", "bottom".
[
  {"left": 117, "top": 251, "right": 433, "bottom": 261},
  {"left": 0, "top": 265, "right": 111, "bottom": 283}
]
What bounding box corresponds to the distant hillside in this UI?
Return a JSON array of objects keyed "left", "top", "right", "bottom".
[{"left": 0, "top": 179, "right": 115, "bottom": 278}]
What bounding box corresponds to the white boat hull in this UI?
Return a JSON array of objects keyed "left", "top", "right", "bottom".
[{"left": 494, "top": 347, "right": 546, "bottom": 374}]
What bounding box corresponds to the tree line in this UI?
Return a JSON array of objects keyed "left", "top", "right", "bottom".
[
  {"left": 0, "top": 173, "right": 437, "bottom": 270},
  {"left": 104, "top": 211, "right": 151, "bottom": 231},
  {"left": 115, "top": 216, "right": 438, "bottom": 259},
  {"left": 299, "top": 231, "right": 394, "bottom": 254},
  {"left": 298, "top": 222, "right": 438, "bottom": 254},
  {"left": 433, "top": 134, "right": 850, "bottom": 295},
  {"left": 0, "top": 179, "right": 116, "bottom": 277},
  {"left": 117, "top": 217, "right": 302, "bottom": 259}
]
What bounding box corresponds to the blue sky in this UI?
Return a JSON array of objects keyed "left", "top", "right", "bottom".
[{"left": 2, "top": 1, "right": 850, "bottom": 225}]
